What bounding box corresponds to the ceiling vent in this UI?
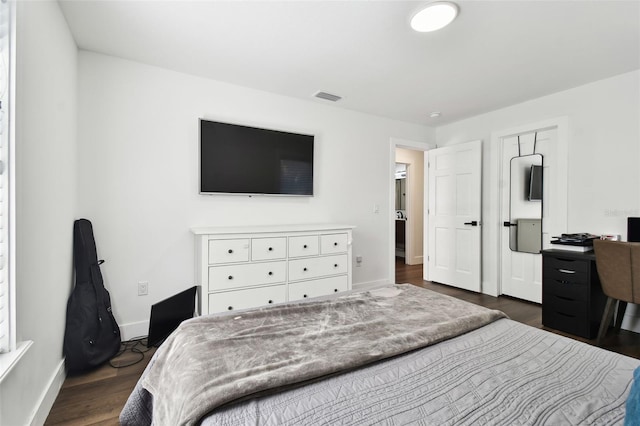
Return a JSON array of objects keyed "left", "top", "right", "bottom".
[{"left": 314, "top": 91, "right": 342, "bottom": 102}]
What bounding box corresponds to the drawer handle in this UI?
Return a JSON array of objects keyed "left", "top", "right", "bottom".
[
  {"left": 334, "top": 242, "right": 338, "bottom": 246},
  {"left": 558, "top": 269, "right": 576, "bottom": 274},
  {"left": 228, "top": 275, "right": 233, "bottom": 280},
  {"left": 556, "top": 311, "right": 575, "bottom": 318},
  {"left": 303, "top": 294, "right": 308, "bottom": 298},
  {"left": 268, "top": 300, "right": 273, "bottom": 304},
  {"left": 228, "top": 249, "right": 233, "bottom": 254},
  {"left": 334, "top": 289, "right": 338, "bottom": 292},
  {"left": 227, "top": 306, "right": 233, "bottom": 310},
  {"left": 268, "top": 271, "right": 273, "bottom": 276},
  {"left": 334, "top": 263, "right": 338, "bottom": 268},
  {"left": 557, "top": 258, "right": 576, "bottom": 263},
  {"left": 268, "top": 247, "right": 273, "bottom": 251},
  {"left": 555, "top": 295, "right": 574, "bottom": 302},
  {"left": 303, "top": 267, "right": 308, "bottom": 272},
  {"left": 303, "top": 244, "right": 308, "bottom": 249}
]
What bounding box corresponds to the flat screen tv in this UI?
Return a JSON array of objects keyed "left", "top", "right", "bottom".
[
  {"left": 147, "top": 286, "right": 197, "bottom": 348},
  {"left": 528, "top": 165, "right": 543, "bottom": 201},
  {"left": 200, "top": 119, "right": 314, "bottom": 196}
]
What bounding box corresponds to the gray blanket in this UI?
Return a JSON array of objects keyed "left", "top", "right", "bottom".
[{"left": 140, "top": 285, "right": 506, "bottom": 425}]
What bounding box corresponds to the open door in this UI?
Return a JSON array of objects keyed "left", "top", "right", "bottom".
[{"left": 427, "top": 140, "right": 482, "bottom": 292}]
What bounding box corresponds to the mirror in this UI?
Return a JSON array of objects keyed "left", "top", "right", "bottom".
[
  {"left": 508, "top": 154, "right": 543, "bottom": 253},
  {"left": 395, "top": 163, "right": 407, "bottom": 212},
  {"left": 395, "top": 178, "right": 406, "bottom": 210}
]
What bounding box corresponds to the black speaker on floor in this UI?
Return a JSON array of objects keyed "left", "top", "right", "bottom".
[{"left": 628, "top": 217, "right": 640, "bottom": 242}]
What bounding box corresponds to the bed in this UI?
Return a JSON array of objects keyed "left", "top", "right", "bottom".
[{"left": 120, "top": 284, "right": 640, "bottom": 425}]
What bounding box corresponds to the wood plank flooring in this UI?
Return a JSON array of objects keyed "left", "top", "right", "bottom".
[{"left": 45, "top": 260, "right": 640, "bottom": 425}]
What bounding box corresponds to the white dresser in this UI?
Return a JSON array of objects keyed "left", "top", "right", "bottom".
[{"left": 192, "top": 224, "right": 355, "bottom": 315}]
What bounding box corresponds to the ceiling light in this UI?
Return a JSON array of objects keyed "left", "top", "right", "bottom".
[
  {"left": 411, "top": 2, "right": 459, "bottom": 32},
  {"left": 430, "top": 112, "right": 442, "bottom": 118}
]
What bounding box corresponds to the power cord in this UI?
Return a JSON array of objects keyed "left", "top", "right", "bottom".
[{"left": 109, "top": 336, "right": 152, "bottom": 368}]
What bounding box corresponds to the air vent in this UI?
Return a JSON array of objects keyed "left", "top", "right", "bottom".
[{"left": 314, "top": 91, "right": 342, "bottom": 102}]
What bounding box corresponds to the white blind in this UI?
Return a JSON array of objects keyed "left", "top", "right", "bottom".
[{"left": 0, "top": 0, "right": 13, "bottom": 353}]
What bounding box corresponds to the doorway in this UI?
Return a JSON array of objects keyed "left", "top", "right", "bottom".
[{"left": 389, "top": 139, "right": 430, "bottom": 284}]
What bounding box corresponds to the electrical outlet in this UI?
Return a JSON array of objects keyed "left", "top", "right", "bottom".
[
  {"left": 138, "top": 281, "right": 149, "bottom": 296},
  {"left": 356, "top": 256, "right": 363, "bottom": 266}
]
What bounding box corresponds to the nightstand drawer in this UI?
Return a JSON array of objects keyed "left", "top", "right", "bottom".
[
  {"left": 543, "top": 278, "right": 589, "bottom": 302},
  {"left": 543, "top": 291, "right": 588, "bottom": 315},
  {"left": 544, "top": 256, "right": 589, "bottom": 274},
  {"left": 544, "top": 267, "right": 589, "bottom": 285},
  {"left": 542, "top": 305, "right": 590, "bottom": 337}
]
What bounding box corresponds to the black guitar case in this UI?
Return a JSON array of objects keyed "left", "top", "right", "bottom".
[{"left": 63, "top": 219, "right": 121, "bottom": 372}]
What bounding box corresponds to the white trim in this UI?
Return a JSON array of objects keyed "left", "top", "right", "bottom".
[
  {"left": 489, "top": 117, "right": 569, "bottom": 297},
  {"left": 119, "top": 320, "right": 149, "bottom": 342},
  {"left": 0, "top": 340, "right": 32, "bottom": 383},
  {"left": 29, "top": 358, "right": 66, "bottom": 426},
  {"left": 352, "top": 279, "right": 391, "bottom": 291},
  {"left": 388, "top": 137, "right": 432, "bottom": 285}
]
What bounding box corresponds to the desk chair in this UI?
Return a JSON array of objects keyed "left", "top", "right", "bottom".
[{"left": 593, "top": 239, "right": 640, "bottom": 345}]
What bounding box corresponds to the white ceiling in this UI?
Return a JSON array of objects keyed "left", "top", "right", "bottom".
[{"left": 58, "top": 1, "right": 640, "bottom": 126}]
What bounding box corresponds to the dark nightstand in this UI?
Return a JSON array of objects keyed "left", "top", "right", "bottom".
[{"left": 541, "top": 250, "right": 607, "bottom": 339}]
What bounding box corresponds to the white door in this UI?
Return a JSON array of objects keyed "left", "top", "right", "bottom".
[
  {"left": 427, "top": 140, "right": 482, "bottom": 292},
  {"left": 500, "top": 129, "right": 556, "bottom": 303}
]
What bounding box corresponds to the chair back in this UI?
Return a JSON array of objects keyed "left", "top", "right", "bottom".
[{"left": 593, "top": 239, "right": 640, "bottom": 303}]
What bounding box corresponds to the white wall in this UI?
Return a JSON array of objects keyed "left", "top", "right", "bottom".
[
  {"left": 435, "top": 70, "right": 640, "bottom": 322},
  {"left": 77, "top": 51, "right": 432, "bottom": 337},
  {"left": 0, "top": 1, "right": 78, "bottom": 424}
]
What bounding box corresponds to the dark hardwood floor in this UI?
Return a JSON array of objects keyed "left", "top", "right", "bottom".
[
  {"left": 395, "top": 257, "right": 640, "bottom": 359},
  {"left": 45, "top": 260, "right": 640, "bottom": 425}
]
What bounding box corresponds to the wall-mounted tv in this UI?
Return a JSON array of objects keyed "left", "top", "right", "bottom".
[
  {"left": 528, "top": 165, "right": 543, "bottom": 201},
  {"left": 200, "top": 119, "right": 314, "bottom": 196}
]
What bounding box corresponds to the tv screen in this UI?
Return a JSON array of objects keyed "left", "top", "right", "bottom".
[
  {"left": 528, "top": 165, "right": 543, "bottom": 201},
  {"left": 200, "top": 119, "right": 314, "bottom": 196},
  {"left": 147, "top": 286, "right": 197, "bottom": 348}
]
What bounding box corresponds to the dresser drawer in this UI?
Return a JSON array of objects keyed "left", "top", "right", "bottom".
[
  {"left": 209, "top": 285, "right": 287, "bottom": 313},
  {"left": 543, "top": 267, "right": 589, "bottom": 286},
  {"left": 208, "top": 239, "right": 250, "bottom": 264},
  {"left": 542, "top": 300, "right": 589, "bottom": 337},
  {"left": 544, "top": 256, "right": 589, "bottom": 274},
  {"left": 251, "top": 237, "right": 287, "bottom": 261},
  {"left": 543, "top": 278, "right": 589, "bottom": 302},
  {"left": 288, "top": 235, "right": 319, "bottom": 257},
  {"left": 288, "top": 254, "right": 348, "bottom": 282},
  {"left": 209, "top": 261, "right": 286, "bottom": 291},
  {"left": 320, "top": 233, "right": 348, "bottom": 254},
  {"left": 289, "top": 276, "right": 349, "bottom": 301}
]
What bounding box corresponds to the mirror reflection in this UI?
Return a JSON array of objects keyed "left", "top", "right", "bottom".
[
  {"left": 395, "top": 164, "right": 406, "bottom": 211},
  {"left": 508, "top": 154, "right": 543, "bottom": 253}
]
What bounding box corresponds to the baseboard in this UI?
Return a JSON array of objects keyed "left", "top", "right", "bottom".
[
  {"left": 353, "top": 279, "right": 392, "bottom": 291},
  {"left": 30, "top": 358, "right": 66, "bottom": 426},
  {"left": 120, "top": 320, "right": 149, "bottom": 341}
]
